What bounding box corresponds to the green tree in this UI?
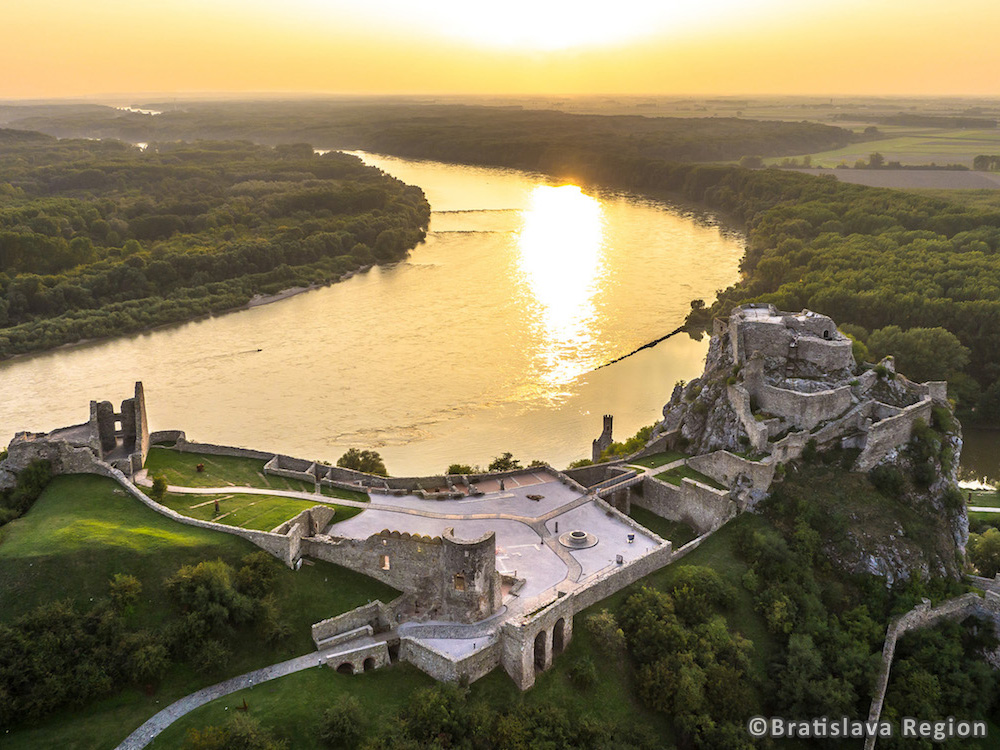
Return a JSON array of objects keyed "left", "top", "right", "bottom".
[
  {"left": 150, "top": 474, "right": 167, "bottom": 502},
  {"left": 109, "top": 573, "right": 142, "bottom": 612},
  {"left": 969, "top": 529, "right": 1000, "bottom": 577},
  {"left": 320, "top": 695, "right": 364, "bottom": 748},
  {"left": 446, "top": 463, "right": 473, "bottom": 475},
  {"left": 867, "top": 326, "right": 970, "bottom": 383},
  {"left": 336, "top": 448, "right": 388, "bottom": 476},
  {"left": 487, "top": 452, "right": 521, "bottom": 472}
]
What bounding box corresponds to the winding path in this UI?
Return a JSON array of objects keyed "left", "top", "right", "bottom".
[{"left": 116, "top": 651, "right": 324, "bottom": 749}]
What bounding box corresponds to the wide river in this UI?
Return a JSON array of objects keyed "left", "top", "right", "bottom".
[{"left": 0, "top": 153, "right": 995, "bottom": 481}]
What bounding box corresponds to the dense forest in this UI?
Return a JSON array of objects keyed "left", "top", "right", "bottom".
[
  {"left": 0, "top": 101, "right": 856, "bottom": 166},
  {"left": 0, "top": 130, "right": 429, "bottom": 357}
]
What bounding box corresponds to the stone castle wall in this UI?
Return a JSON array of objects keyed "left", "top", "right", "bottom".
[
  {"left": 311, "top": 601, "right": 394, "bottom": 645},
  {"left": 687, "top": 451, "right": 776, "bottom": 496},
  {"left": 633, "top": 475, "right": 735, "bottom": 535},
  {"left": 865, "top": 592, "right": 1000, "bottom": 750},
  {"left": 401, "top": 636, "right": 501, "bottom": 685},
  {"left": 794, "top": 336, "right": 854, "bottom": 372},
  {"left": 752, "top": 382, "right": 853, "bottom": 431},
  {"left": 727, "top": 384, "right": 769, "bottom": 451},
  {"left": 856, "top": 398, "right": 933, "bottom": 471}
]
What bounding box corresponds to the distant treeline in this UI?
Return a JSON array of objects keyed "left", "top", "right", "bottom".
[
  {"left": 0, "top": 101, "right": 856, "bottom": 165},
  {"left": 0, "top": 134, "right": 429, "bottom": 358},
  {"left": 834, "top": 112, "right": 997, "bottom": 129}
]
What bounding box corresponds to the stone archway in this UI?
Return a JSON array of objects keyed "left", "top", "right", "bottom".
[
  {"left": 363, "top": 657, "right": 376, "bottom": 672},
  {"left": 534, "top": 630, "right": 547, "bottom": 670},
  {"left": 553, "top": 618, "right": 566, "bottom": 654},
  {"left": 336, "top": 662, "right": 354, "bottom": 675}
]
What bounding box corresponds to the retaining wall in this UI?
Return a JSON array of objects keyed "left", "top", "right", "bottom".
[
  {"left": 311, "top": 601, "right": 394, "bottom": 645},
  {"left": 401, "top": 636, "right": 501, "bottom": 685},
  {"left": 633, "top": 475, "right": 735, "bottom": 535},
  {"left": 172, "top": 438, "right": 276, "bottom": 462}
]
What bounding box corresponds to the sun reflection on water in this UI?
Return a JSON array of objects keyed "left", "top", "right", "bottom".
[{"left": 515, "top": 184, "right": 607, "bottom": 390}]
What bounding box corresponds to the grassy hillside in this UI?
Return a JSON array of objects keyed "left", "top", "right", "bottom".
[{"left": 0, "top": 474, "right": 397, "bottom": 749}]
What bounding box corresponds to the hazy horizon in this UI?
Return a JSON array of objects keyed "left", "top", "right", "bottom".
[{"left": 8, "top": 0, "right": 1000, "bottom": 99}]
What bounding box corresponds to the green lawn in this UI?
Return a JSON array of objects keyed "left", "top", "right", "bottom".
[
  {"left": 1, "top": 474, "right": 397, "bottom": 750},
  {"left": 628, "top": 505, "right": 698, "bottom": 546},
  {"left": 627, "top": 450, "right": 688, "bottom": 469},
  {"left": 654, "top": 464, "right": 727, "bottom": 491},
  {"left": 144, "top": 446, "right": 367, "bottom": 502},
  {"left": 967, "top": 488, "right": 1000, "bottom": 508},
  {"left": 160, "top": 491, "right": 362, "bottom": 532}
]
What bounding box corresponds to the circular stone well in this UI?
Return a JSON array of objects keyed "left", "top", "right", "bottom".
[{"left": 558, "top": 529, "right": 598, "bottom": 549}]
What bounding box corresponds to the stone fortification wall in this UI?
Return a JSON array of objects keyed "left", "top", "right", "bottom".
[
  {"left": 634, "top": 476, "right": 735, "bottom": 535},
  {"left": 311, "top": 601, "right": 394, "bottom": 645},
  {"left": 275, "top": 506, "right": 335, "bottom": 560},
  {"left": 563, "top": 460, "right": 626, "bottom": 488},
  {"left": 752, "top": 382, "right": 853, "bottom": 431},
  {"left": 149, "top": 430, "right": 186, "bottom": 445},
  {"left": 865, "top": 593, "right": 1000, "bottom": 750},
  {"left": 687, "top": 451, "right": 775, "bottom": 495},
  {"left": 856, "top": 398, "right": 933, "bottom": 471},
  {"left": 629, "top": 430, "right": 674, "bottom": 461},
  {"left": 726, "top": 384, "right": 769, "bottom": 451},
  {"left": 173, "top": 438, "right": 276, "bottom": 462},
  {"left": 5, "top": 434, "right": 105, "bottom": 476},
  {"left": 793, "top": 336, "right": 854, "bottom": 372},
  {"left": 263, "top": 454, "right": 316, "bottom": 485},
  {"left": 402, "top": 636, "right": 501, "bottom": 685},
  {"left": 302, "top": 527, "right": 501, "bottom": 623},
  {"left": 303, "top": 531, "right": 443, "bottom": 598}
]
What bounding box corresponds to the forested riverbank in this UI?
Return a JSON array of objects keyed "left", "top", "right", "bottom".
[{"left": 0, "top": 131, "right": 429, "bottom": 358}]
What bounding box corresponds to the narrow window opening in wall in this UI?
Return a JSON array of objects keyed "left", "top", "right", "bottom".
[
  {"left": 114, "top": 420, "right": 122, "bottom": 432},
  {"left": 823, "top": 330, "right": 830, "bottom": 340},
  {"left": 454, "top": 573, "right": 466, "bottom": 591},
  {"left": 380, "top": 555, "right": 390, "bottom": 570}
]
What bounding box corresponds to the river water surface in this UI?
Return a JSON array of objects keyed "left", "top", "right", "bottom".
[
  {"left": 0, "top": 154, "right": 745, "bottom": 473},
  {"left": 1, "top": 153, "right": 991, "bottom": 479}
]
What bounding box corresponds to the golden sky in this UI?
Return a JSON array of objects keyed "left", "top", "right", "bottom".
[{"left": 4, "top": 0, "right": 1000, "bottom": 98}]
